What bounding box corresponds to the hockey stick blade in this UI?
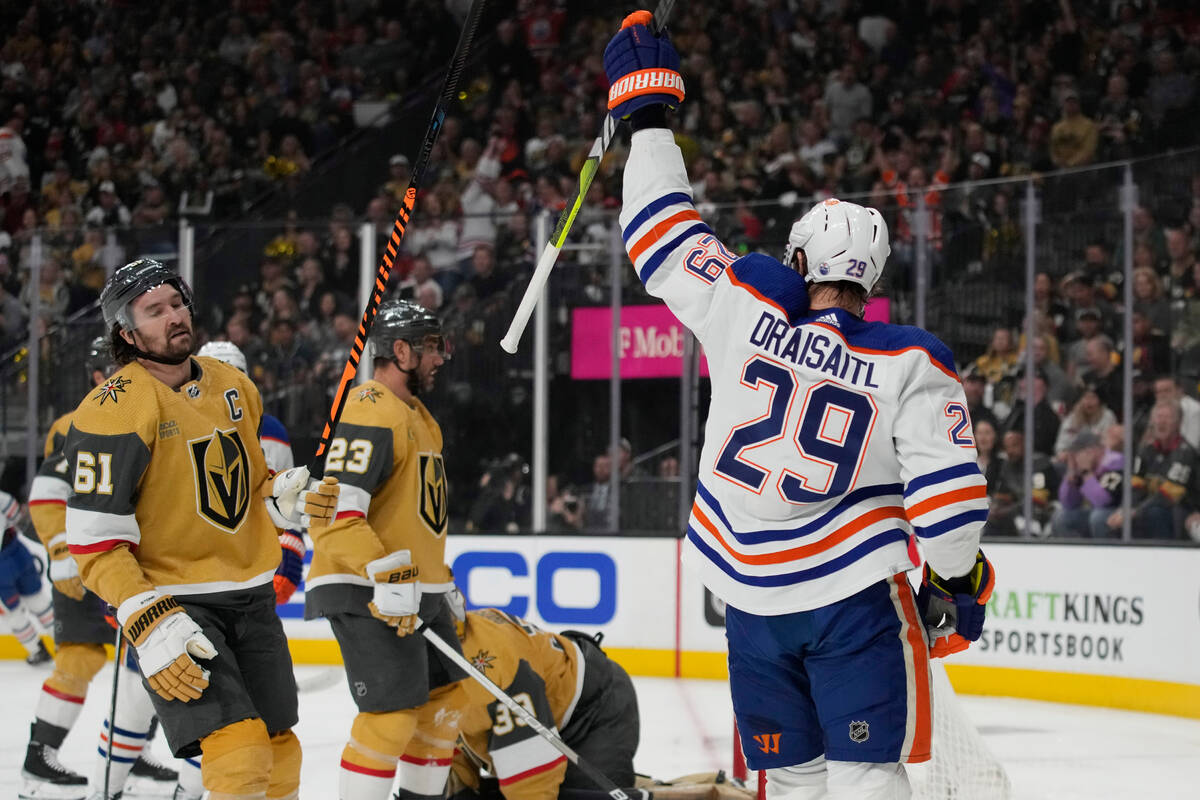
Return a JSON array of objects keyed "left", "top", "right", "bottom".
[
  {"left": 419, "top": 620, "right": 638, "bottom": 800},
  {"left": 311, "top": 0, "right": 488, "bottom": 474},
  {"left": 499, "top": 0, "right": 677, "bottom": 354}
]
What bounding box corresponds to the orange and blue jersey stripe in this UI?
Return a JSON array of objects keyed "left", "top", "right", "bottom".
[
  {"left": 903, "top": 463, "right": 989, "bottom": 540},
  {"left": 621, "top": 192, "right": 713, "bottom": 283}
]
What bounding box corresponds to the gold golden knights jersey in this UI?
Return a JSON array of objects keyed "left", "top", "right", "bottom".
[
  {"left": 45, "top": 412, "right": 73, "bottom": 459},
  {"left": 305, "top": 380, "right": 452, "bottom": 616},
  {"left": 64, "top": 357, "right": 281, "bottom": 606},
  {"left": 447, "top": 609, "right": 584, "bottom": 800},
  {"left": 29, "top": 413, "right": 74, "bottom": 551}
]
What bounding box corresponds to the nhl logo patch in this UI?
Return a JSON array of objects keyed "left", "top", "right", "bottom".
[
  {"left": 186, "top": 384, "right": 201, "bottom": 398},
  {"left": 849, "top": 721, "right": 870, "bottom": 743}
]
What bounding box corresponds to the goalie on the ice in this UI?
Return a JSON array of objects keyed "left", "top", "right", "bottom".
[{"left": 393, "top": 605, "right": 641, "bottom": 800}]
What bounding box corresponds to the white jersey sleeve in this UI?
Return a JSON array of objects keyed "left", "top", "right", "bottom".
[
  {"left": 259, "top": 413, "right": 294, "bottom": 474},
  {"left": 619, "top": 128, "right": 806, "bottom": 343},
  {"left": 894, "top": 354, "right": 988, "bottom": 579}
]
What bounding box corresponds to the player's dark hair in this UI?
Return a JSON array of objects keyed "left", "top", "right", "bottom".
[
  {"left": 109, "top": 323, "right": 139, "bottom": 365},
  {"left": 812, "top": 280, "right": 870, "bottom": 316}
]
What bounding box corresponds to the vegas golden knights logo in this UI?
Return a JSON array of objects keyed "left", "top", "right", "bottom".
[
  {"left": 418, "top": 453, "right": 448, "bottom": 536},
  {"left": 189, "top": 427, "right": 251, "bottom": 532}
]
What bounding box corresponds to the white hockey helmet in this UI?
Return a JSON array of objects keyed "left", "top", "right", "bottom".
[
  {"left": 198, "top": 340, "right": 248, "bottom": 373},
  {"left": 783, "top": 198, "right": 890, "bottom": 293}
]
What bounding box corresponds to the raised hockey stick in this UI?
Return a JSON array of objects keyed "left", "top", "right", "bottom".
[
  {"left": 499, "top": 0, "right": 677, "bottom": 354},
  {"left": 310, "top": 0, "right": 488, "bottom": 474},
  {"left": 418, "top": 621, "right": 645, "bottom": 800}
]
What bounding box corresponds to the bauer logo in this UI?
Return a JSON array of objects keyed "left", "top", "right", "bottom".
[{"left": 452, "top": 550, "right": 617, "bottom": 625}]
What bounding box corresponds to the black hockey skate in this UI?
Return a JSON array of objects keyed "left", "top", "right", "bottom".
[
  {"left": 122, "top": 751, "right": 179, "bottom": 796},
  {"left": 19, "top": 739, "right": 87, "bottom": 800},
  {"left": 26, "top": 640, "right": 53, "bottom": 666}
]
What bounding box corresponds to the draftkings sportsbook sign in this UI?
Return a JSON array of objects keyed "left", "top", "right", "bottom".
[{"left": 953, "top": 543, "right": 1200, "bottom": 684}]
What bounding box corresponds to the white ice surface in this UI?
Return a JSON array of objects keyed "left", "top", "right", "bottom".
[{"left": 2, "top": 662, "right": 1198, "bottom": 799}]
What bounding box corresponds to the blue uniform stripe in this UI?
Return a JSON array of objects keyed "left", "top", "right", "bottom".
[
  {"left": 637, "top": 223, "right": 714, "bottom": 284},
  {"left": 904, "top": 463, "right": 982, "bottom": 499},
  {"left": 103, "top": 721, "right": 148, "bottom": 738},
  {"left": 621, "top": 192, "right": 694, "bottom": 242},
  {"left": 185, "top": 757, "right": 201, "bottom": 768},
  {"left": 696, "top": 481, "right": 904, "bottom": 545},
  {"left": 687, "top": 526, "right": 908, "bottom": 587},
  {"left": 98, "top": 748, "right": 139, "bottom": 763},
  {"left": 913, "top": 508, "right": 988, "bottom": 538},
  {"left": 276, "top": 602, "right": 304, "bottom": 618},
  {"left": 260, "top": 413, "right": 291, "bottom": 444}
]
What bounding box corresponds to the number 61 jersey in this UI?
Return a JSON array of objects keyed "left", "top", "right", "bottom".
[
  {"left": 620, "top": 129, "right": 987, "bottom": 615},
  {"left": 64, "top": 357, "right": 281, "bottom": 600}
]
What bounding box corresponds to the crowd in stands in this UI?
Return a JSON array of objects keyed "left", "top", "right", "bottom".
[
  {"left": 3, "top": 0, "right": 1200, "bottom": 536},
  {"left": 965, "top": 278, "right": 1200, "bottom": 539}
]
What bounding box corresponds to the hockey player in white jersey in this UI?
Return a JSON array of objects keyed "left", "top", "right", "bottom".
[{"left": 604, "top": 12, "right": 995, "bottom": 800}]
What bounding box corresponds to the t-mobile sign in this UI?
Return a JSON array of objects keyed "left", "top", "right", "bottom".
[
  {"left": 571, "top": 305, "right": 706, "bottom": 379},
  {"left": 570, "top": 299, "right": 890, "bottom": 380}
]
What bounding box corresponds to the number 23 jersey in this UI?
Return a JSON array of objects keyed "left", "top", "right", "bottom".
[
  {"left": 620, "top": 128, "right": 987, "bottom": 615},
  {"left": 305, "top": 380, "right": 452, "bottom": 616},
  {"left": 64, "top": 357, "right": 280, "bottom": 599}
]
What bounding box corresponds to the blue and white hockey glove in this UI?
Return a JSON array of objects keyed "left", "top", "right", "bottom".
[
  {"left": 273, "top": 531, "right": 305, "bottom": 605},
  {"left": 916, "top": 549, "right": 995, "bottom": 658},
  {"left": 604, "top": 9, "right": 685, "bottom": 121}
]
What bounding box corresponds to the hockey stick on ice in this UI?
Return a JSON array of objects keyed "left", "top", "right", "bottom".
[
  {"left": 310, "top": 0, "right": 488, "bottom": 474},
  {"left": 295, "top": 666, "right": 342, "bottom": 694},
  {"left": 102, "top": 625, "right": 124, "bottom": 800},
  {"left": 499, "top": 0, "right": 677, "bottom": 354},
  {"left": 418, "top": 620, "right": 645, "bottom": 800}
]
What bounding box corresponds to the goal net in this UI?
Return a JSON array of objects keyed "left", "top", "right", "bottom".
[
  {"left": 908, "top": 660, "right": 1012, "bottom": 799},
  {"left": 733, "top": 660, "right": 1011, "bottom": 799}
]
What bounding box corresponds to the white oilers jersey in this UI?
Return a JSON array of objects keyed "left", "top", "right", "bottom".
[
  {"left": 259, "top": 413, "right": 294, "bottom": 473},
  {"left": 620, "top": 128, "right": 986, "bottom": 615}
]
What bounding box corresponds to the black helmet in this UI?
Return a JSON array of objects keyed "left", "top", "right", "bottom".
[
  {"left": 100, "top": 258, "right": 194, "bottom": 331},
  {"left": 369, "top": 299, "right": 446, "bottom": 362},
  {"left": 85, "top": 336, "right": 114, "bottom": 376}
]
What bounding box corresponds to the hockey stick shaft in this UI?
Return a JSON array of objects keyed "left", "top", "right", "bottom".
[
  {"left": 499, "top": 0, "right": 677, "bottom": 354},
  {"left": 311, "top": 0, "right": 488, "bottom": 474},
  {"left": 103, "top": 625, "right": 124, "bottom": 800},
  {"left": 418, "top": 621, "right": 634, "bottom": 800}
]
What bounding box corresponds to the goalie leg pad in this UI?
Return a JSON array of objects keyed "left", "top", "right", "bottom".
[
  {"left": 766, "top": 756, "right": 828, "bottom": 800},
  {"left": 266, "top": 729, "right": 301, "bottom": 799},
  {"left": 200, "top": 717, "right": 272, "bottom": 797},
  {"left": 825, "top": 761, "right": 910, "bottom": 800}
]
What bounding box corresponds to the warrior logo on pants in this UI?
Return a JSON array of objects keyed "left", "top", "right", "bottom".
[
  {"left": 418, "top": 452, "right": 448, "bottom": 536},
  {"left": 189, "top": 427, "right": 251, "bottom": 532}
]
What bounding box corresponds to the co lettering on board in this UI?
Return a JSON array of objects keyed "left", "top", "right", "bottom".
[{"left": 452, "top": 550, "right": 617, "bottom": 624}]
